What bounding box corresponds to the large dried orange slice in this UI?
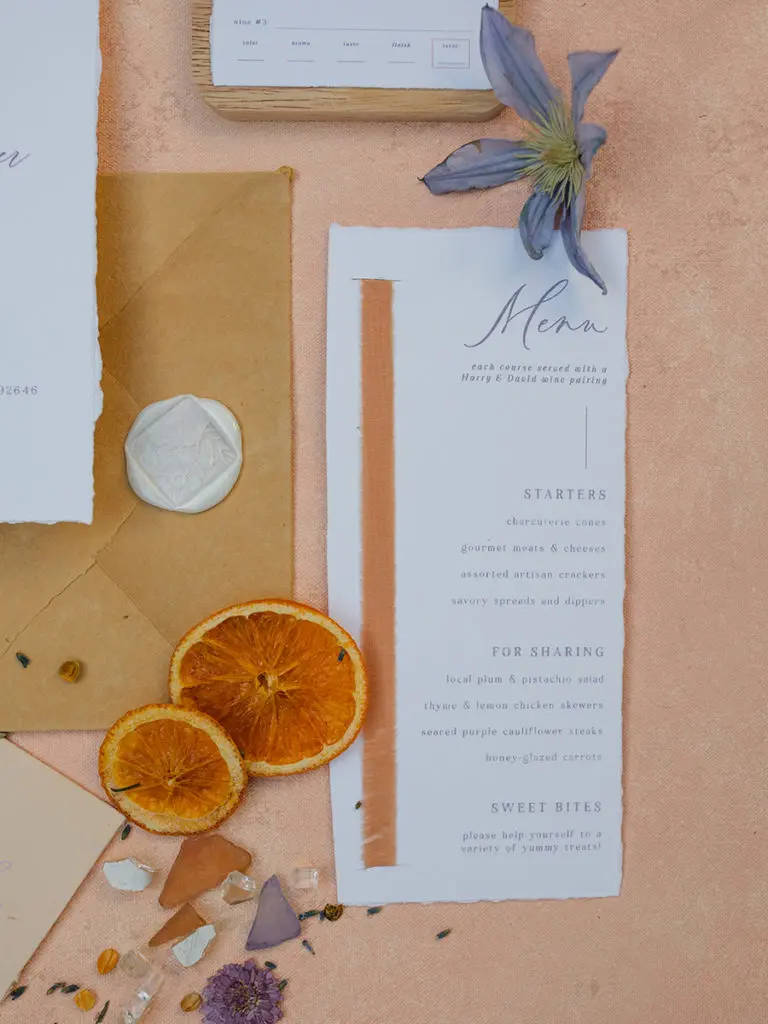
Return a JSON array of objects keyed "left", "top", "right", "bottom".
[
  {"left": 99, "top": 704, "right": 247, "bottom": 835},
  {"left": 169, "top": 600, "right": 368, "bottom": 777}
]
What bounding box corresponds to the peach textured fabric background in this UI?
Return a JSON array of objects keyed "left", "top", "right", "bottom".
[{"left": 4, "top": 0, "right": 768, "bottom": 1021}]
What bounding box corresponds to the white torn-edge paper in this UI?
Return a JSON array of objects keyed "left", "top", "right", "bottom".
[
  {"left": 0, "top": 0, "right": 102, "bottom": 524},
  {"left": 327, "top": 226, "right": 628, "bottom": 904},
  {"left": 211, "top": 0, "right": 497, "bottom": 90}
]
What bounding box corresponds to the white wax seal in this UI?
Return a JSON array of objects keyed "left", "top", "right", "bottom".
[{"left": 125, "top": 395, "right": 243, "bottom": 513}]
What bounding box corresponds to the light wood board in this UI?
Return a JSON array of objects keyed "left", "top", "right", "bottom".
[{"left": 192, "top": 1, "right": 514, "bottom": 121}]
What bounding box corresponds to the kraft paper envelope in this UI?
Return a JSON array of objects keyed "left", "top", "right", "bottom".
[
  {"left": 0, "top": 739, "right": 122, "bottom": 997},
  {"left": 0, "top": 172, "right": 293, "bottom": 730}
]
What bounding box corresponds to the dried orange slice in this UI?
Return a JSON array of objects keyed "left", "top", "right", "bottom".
[
  {"left": 99, "top": 704, "right": 247, "bottom": 835},
  {"left": 169, "top": 600, "right": 368, "bottom": 777}
]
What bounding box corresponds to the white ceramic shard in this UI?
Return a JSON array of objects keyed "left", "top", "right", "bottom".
[
  {"left": 171, "top": 924, "right": 217, "bottom": 967},
  {"left": 103, "top": 858, "right": 156, "bottom": 892},
  {"left": 125, "top": 395, "right": 243, "bottom": 513}
]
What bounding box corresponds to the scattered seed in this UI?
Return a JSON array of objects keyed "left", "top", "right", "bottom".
[
  {"left": 277, "top": 980, "right": 289, "bottom": 992},
  {"left": 74, "top": 988, "right": 97, "bottom": 1011},
  {"left": 302, "top": 939, "right": 315, "bottom": 956},
  {"left": 95, "top": 999, "right": 110, "bottom": 1023},
  {"left": 110, "top": 782, "right": 140, "bottom": 793},
  {"left": 264, "top": 961, "right": 277, "bottom": 971},
  {"left": 323, "top": 903, "right": 344, "bottom": 922},
  {"left": 354, "top": 800, "right": 362, "bottom": 810},
  {"left": 366, "top": 906, "right": 383, "bottom": 915},
  {"left": 436, "top": 929, "right": 452, "bottom": 940},
  {"left": 15, "top": 652, "right": 30, "bottom": 668},
  {"left": 97, "top": 949, "right": 120, "bottom": 975},
  {"left": 338, "top": 649, "right": 346, "bottom": 661},
  {"left": 8, "top": 986, "right": 26, "bottom": 1001},
  {"left": 120, "top": 823, "right": 132, "bottom": 841},
  {"left": 180, "top": 993, "right": 203, "bottom": 1013},
  {"left": 58, "top": 660, "right": 81, "bottom": 683},
  {"left": 298, "top": 910, "right": 320, "bottom": 921},
  {"left": 62, "top": 984, "right": 81, "bottom": 994},
  {"left": 47, "top": 982, "right": 67, "bottom": 995}
]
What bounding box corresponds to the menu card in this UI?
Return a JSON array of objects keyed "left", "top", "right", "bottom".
[
  {"left": 327, "top": 226, "right": 628, "bottom": 903},
  {"left": 0, "top": 0, "right": 101, "bottom": 523}
]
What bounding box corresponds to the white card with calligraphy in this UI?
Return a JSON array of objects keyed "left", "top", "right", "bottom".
[
  {"left": 0, "top": 0, "right": 101, "bottom": 523},
  {"left": 327, "top": 225, "right": 628, "bottom": 903}
]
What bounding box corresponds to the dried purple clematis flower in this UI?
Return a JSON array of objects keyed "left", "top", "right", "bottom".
[
  {"left": 423, "top": 6, "right": 617, "bottom": 294},
  {"left": 202, "top": 960, "right": 283, "bottom": 1024}
]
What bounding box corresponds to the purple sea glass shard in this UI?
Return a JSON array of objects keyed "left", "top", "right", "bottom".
[{"left": 246, "top": 875, "right": 301, "bottom": 951}]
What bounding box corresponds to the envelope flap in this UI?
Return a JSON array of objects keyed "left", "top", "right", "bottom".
[
  {"left": 97, "top": 173, "right": 256, "bottom": 327},
  {"left": 0, "top": 372, "right": 137, "bottom": 657},
  {"left": 97, "top": 173, "right": 293, "bottom": 641},
  {"left": 0, "top": 171, "right": 293, "bottom": 730}
]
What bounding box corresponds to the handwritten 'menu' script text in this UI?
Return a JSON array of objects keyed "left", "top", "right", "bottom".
[
  {"left": 0, "top": 150, "right": 30, "bottom": 170},
  {"left": 469, "top": 280, "right": 607, "bottom": 352}
]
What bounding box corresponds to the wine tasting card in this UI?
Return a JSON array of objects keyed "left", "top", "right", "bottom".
[
  {"left": 211, "top": 0, "right": 497, "bottom": 90},
  {"left": 327, "top": 226, "right": 628, "bottom": 903}
]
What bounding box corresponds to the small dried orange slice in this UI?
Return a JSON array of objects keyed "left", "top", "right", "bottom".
[
  {"left": 99, "top": 705, "right": 247, "bottom": 835},
  {"left": 169, "top": 600, "right": 368, "bottom": 777}
]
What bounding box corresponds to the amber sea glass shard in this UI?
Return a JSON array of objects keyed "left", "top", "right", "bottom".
[
  {"left": 159, "top": 835, "right": 251, "bottom": 909},
  {"left": 149, "top": 904, "right": 206, "bottom": 947}
]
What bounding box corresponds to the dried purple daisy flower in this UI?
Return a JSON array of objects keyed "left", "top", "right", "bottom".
[
  {"left": 202, "top": 960, "right": 283, "bottom": 1024},
  {"left": 423, "top": 6, "right": 618, "bottom": 294}
]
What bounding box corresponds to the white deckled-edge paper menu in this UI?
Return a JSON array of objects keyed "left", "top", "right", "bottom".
[
  {"left": 211, "top": 0, "right": 497, "bottom": 90},
  {"left": 327, "top": 226, "right": 628, "bottom": 904},
  {"left": 0, "top": 0, "right": 102, "bottom": 524}
]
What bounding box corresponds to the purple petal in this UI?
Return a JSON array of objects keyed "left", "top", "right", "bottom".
[
  {"left": 519, "top": 190, "right": 560, "bottom": 260},
  {"left": 575, "top": 122, "right": 607, "bottom": 178},
  {"left": 480, "top": 6, "right": 561, "bottom": 122},
  {"left": 561, "top": 190, "right": 606, "bottom": 294},
  {"left": 568, "top": 50, "right": 618, "bottom": 125},
  {"left": 422, "top": 139, "right": 531, "bottom": 195},
  {"left": 246, "top": 876, "right": 301, "bottom": 950}
]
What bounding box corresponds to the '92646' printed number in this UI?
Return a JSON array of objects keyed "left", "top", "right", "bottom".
[{"left": 0, "top": 385, "right": 39, "bottom": 396}]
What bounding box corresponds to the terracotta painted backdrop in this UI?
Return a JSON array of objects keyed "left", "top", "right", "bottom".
[{"left": 4, "top": 0, "right": 768, "bottom": 1021}]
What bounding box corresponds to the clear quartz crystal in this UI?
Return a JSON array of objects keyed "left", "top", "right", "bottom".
[
  {"left": 291, "top": 866, "right": 319, "bottom": 891},
  {"left": 221, "top": 870, "right": 260, "bottom": 905},
  {"left": 122, "top": 968, "right": 164, "bottom": 1023},
  {"left": 119, "top": 949, "right": 153, "bottom": 980}
]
